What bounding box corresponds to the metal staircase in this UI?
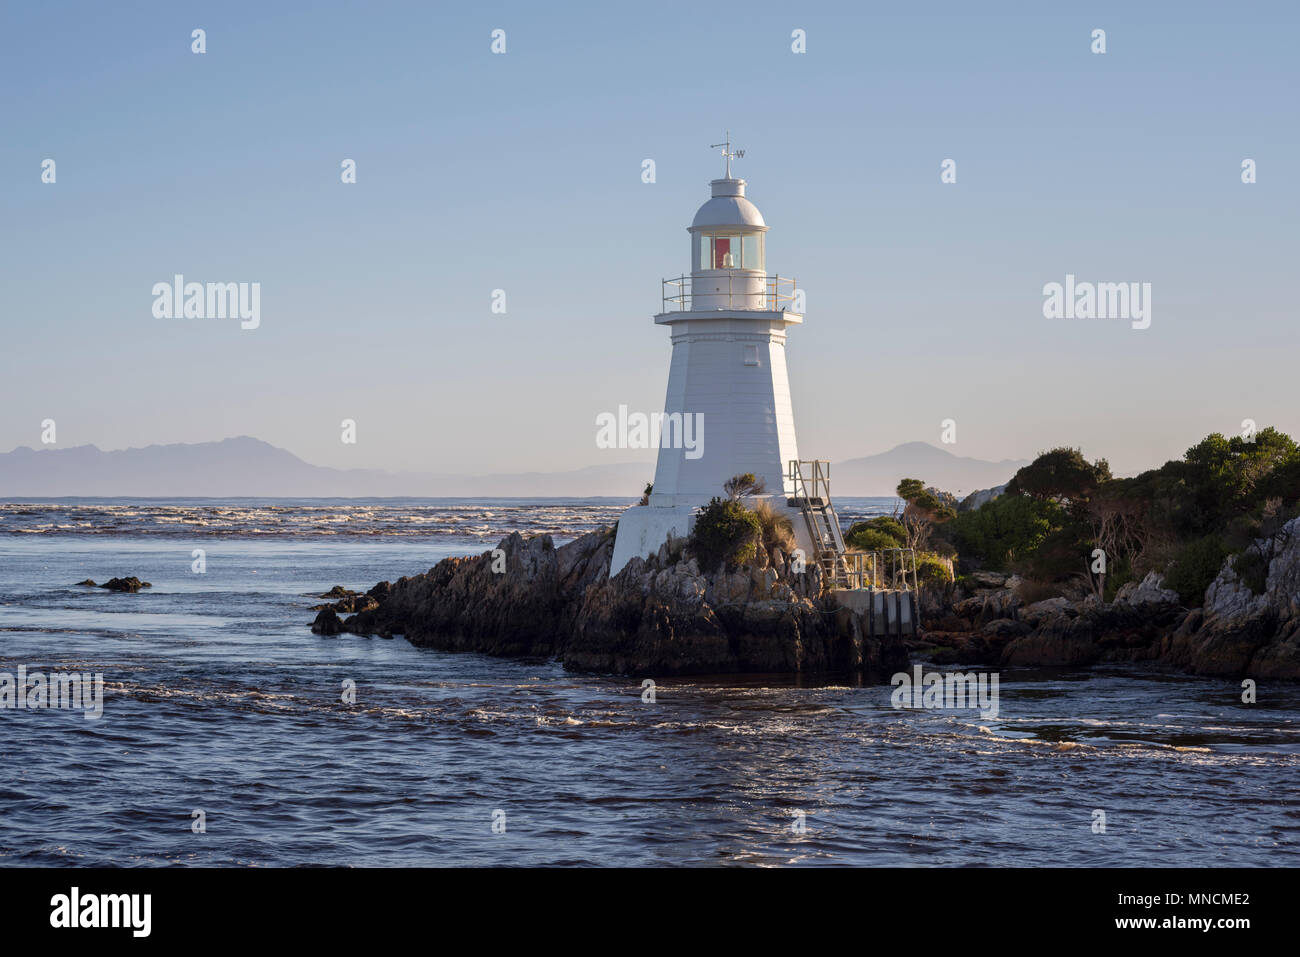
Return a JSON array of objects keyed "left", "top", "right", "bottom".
[
  {"left": 786, "top": 461, "right": 921, "bottom": 636},
  {"left": 787, "top": 460, "right": 851, "bottom": 587}
]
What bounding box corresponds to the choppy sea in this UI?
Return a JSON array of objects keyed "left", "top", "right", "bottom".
[{"left": 1, "top": 498, "right": 1296, "bottom": 866}]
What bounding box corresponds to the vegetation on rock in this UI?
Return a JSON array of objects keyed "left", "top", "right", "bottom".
[
  {"left": 936, "top": 428, "right": 1300, "bottom": 606},
  {"left": 845, "top": 515, "right": 906, "bottom": 552},
  {"left": 690, "top": 496, "right": 762, "bottom": 570},
  {"left": 895, "top": 478, "right": 956, "bottom": 552}
]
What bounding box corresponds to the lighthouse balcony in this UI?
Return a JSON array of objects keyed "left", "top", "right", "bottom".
[{"left": 661, "top": 274, "right": 799, "bottom": 314}]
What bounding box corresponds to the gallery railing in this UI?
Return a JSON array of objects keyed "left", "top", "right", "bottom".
[{"left": 661, "top": 274, "right": 798, "bottom": 312}]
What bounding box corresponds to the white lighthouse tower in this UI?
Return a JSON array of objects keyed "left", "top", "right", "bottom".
[{"left": 611, "top": 140, "right": 843, "bottom": 576}]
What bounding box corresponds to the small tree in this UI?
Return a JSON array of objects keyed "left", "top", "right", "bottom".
[
  {"left": 896, "top": 478, "right": 956, "bottom": 551},
  {"left": 723, "top": 472, "right": 766, "bottom": 501},
  {"left": 638, "top": 482, "right": 652, "bottom": 506}
]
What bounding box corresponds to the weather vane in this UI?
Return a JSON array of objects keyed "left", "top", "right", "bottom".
[{"left": 710, "top": 131, "right": 744, "bottom": 178}]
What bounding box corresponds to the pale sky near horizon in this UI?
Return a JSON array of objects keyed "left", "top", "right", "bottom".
[{"left": 2, "top": 1, "right": 1297, "bottom": 479}]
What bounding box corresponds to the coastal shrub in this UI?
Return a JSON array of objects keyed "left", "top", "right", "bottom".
[
  {"left": 753, "top": 499, "right": 796, "bottom": 555},
  {"left": 1006, "top": 447, "right": 1112, "bottom": 508},
  {"left": 1163, "top": 535, "right": 1230, "bottom": 606},
  {"left": 948, "top": 494, "right": 1066, "bottom": 572},
  {"left": 690, "top": 497, "right": 762, "bottom": 570},
  {"left": 1019, "top": 523, "right": 1095, "bottom": 582},
  {"left": 914, "top": 553, "right": 954, "bottom": 587},
  {"left": 845, "top": 516, "right": 906, "bottom": 551}
]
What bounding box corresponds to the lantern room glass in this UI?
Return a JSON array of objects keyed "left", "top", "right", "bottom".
[{"left": 698, "top": 232, "right": 764, "bottom": 271}]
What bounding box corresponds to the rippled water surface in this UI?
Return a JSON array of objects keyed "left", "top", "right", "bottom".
[{"left": 1, "top": 499, "right": 1297, "bottom": 866}]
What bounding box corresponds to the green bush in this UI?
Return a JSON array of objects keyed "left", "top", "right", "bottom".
[
  {"left": 846, "top": 528, "right": 901, "bottom": 552},
  {"left": 1005, "top": 447, "right": 1112, "bottom": 505},
  {"left": 691, "top": 497, "right": 762, "bottom": 570},
  {"left": 915, "top": 553, "right": 954, "bottom": 587},
  {"left": 845, "top": 516, "right": 906, "bottom": 551},
  {"left": 1163, "top": 535, "right": 1229, "bottom": 605},
  {"left": 947, "top": 495, "right": 1067, "bottom": 572}
]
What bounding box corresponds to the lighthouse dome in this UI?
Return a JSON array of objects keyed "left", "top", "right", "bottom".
[{"left": 690, "top": 178, "right": 767, "bottom": 231}]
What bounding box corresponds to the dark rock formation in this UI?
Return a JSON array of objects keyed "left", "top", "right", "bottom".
[
  {"left": 330, "top": 527, "right": 908, "bottom": 677},
  {"left": 312, "top": 594, "right": 379, "bottom": 614},
  {"left": 311, "top": 608, "right": 344, "bottom": 636},
  {"left": 1002, "top": 599, "right": 1183, "bottom": 667},
  {"left": 917, "top": 525, "right": 1300, "bottom": 679},
  {"left": 99, "top": 577, "right": 151, "bottom": 592},
  {"left": 1162, "top": 517, "right": 1300, "bottom": 679}
]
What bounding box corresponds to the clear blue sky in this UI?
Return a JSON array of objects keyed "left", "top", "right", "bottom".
[{"left": 2, "top": 0, "right": 1296, "bottom": 478}]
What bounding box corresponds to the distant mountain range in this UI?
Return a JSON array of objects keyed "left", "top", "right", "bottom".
[
  {"left": 0, "top": 436, "right": 1027, "bottom": 499},
  {"left": 832, "top": 441, "right": 1029, "bottom": 497}
]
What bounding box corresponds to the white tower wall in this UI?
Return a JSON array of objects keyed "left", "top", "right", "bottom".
[{"left": 648, "top": 315, "right": 800, "bottom": 505}]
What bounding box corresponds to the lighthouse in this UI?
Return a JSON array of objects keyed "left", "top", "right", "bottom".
[{"left": 611, "top": 140, "right": 843, "bottom": 576}]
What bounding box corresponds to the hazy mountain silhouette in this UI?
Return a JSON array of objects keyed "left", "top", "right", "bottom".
[
  {"left": 831, "top": 441, "right": 1029, "bottom": 496},
  {"left": 0, "top": 437, "right": 1025, "bottom": 498},
  {"left": 0, "top": 437, "right": 650, "bottom": 498}
]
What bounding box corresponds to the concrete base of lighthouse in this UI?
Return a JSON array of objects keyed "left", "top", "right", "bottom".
[
  {"left": 609, "top": 496, "right": 823, "bottom": 577},
  {"left": 610, "top": 504, "right": 697, "bottom": 573}
]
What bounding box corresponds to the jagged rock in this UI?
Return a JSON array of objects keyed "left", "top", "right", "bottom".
[
  {"left": 1164, "top": 518, "right": 1300, "bottom": 678},
  {"left": 959, "top": 484, "right": 1006, "bottom": 512},
  {"left": 311, "top": 608, "right": 344, "bottom": 636},
  {"left": 76, "top": 579, "right": 96, "bottom": 586},
  {"left": 968, "top": 571, "right": 1008, "bottom": 589},
  {"left": 332, "top": 525, "right": 905, "bottom": 677},
  {"left": 953, "top": 589, "right": 1020, "bottom": 627},
  {"left": 1020, "top": 597, "right": 1075, "bottom": 626},
  {"left": 100, "top": 577, "right": 150, "bottom": 592},
  {"left": 319, "top": 585, "right": 357, "bottom": 599},
  {"left": 1115, "top": 571, "right": 1181, "bottom": 607},
  {"left": 1004, "top": 600, "right": 1183, "bottom": 667},
  {"left": 314, "top": 594, "right": 379, "bottom": 614},
  {"left": 912, "top": 518, "right": 1300, "bottom": 678},
  {"left": 983, "top": 619, "right": 1031, "bottom": 639}
]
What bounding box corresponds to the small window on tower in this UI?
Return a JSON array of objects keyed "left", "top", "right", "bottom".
[{"left": 744, "top": 345, "right": 759, "bottom": 366}]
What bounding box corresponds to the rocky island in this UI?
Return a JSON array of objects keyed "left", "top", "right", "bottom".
[
  {"left": 314, "top": 525, "right": 910, "bottom": 677},
  {"left": 311, "top": 428, "right": 1300, "bottom": 682}
]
